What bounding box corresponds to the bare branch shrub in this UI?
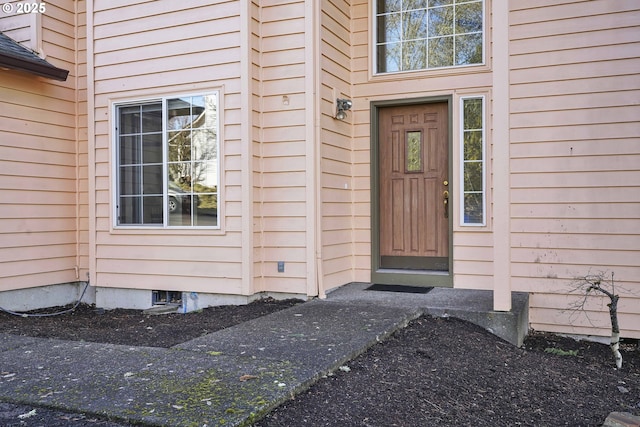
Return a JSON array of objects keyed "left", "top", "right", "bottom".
[{"left": 569, "top": 272, "right": 622, "bottom": 369}]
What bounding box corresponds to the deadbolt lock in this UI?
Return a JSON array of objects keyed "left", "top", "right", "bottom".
[{"left": 443, "top": 180, "right": 448, "bottom": 186}]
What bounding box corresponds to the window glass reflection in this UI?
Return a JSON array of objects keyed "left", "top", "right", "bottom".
[
  {"left": 464, "top": 193, "right": 483, "bottom": 223},
  {"left": 463, "top": 131, "right": 483, "bottom": 161},
  {"left": 142, "top": 165, "right": 162, "bottom": 195},
  {"left": 119, "top": 196, "right": 140, "bottom": 224},
  {"left": 116, "top": 92, "right": 219, "bottom": 227},
  {"left": 455, "top": 33, "right": 483, "bottom": 65},
  {"left": 376, "top": 0, "right": 483, "bottom": 73},
  {"left": 194, "top": 194, "right": 218, "bottom": 227},
  {"left": 166, "top": 95, "right": 219, "bottom": 227},
  {"left": 455, "top": 1, "right": 482, "bottom": 33},
  {"left": 119, "top": 166, "right": 140, "bottom": 196},
  {"left": 428, "top": 6, "right": 453, "bottom": 37},
  {"left": 403, "top": 40, "right": 427, "bottom": 70},
  {"left": 119, "top": 106, "right": 140, "bottom": 134},
  {"left": 463, "top": 97, "right": 482, "bottom": 128},
  {"left": 378, "top": 0, "right": 401, "bottom": 14},
  {"left": 429, "top": 0, "right": 451, "bottom": 6},
  {"left": 378, "top": 43, "right": 401, "bottom": 73},
  {"left": 143, "top": 196, "right": 163, "bottom": 224},
  {"left": 428, "top": 36, "right": 453, "bottom": 68},
  {"left": 119, "top": 135, "right": 140, "bottom": 165},
  {"left": 403, "top": 10, "right": 427, "bottom": 39},
  {"left": 464, "top": 162, "right": 482, "bottom": 192},
  {"left": 142, "top": 134, "right": 162, "bottom": 164},
  {"left": 141, "top": 103, "right": 162, "bottom": 133},
  {"left": 461, "top": 96, "right": 484, "bottom": 225}
]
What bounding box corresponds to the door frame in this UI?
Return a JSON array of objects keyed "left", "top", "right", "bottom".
[{"left": 370, "top": 95, "right": 454, "bottom": 287}]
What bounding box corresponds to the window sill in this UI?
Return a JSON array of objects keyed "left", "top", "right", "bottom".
[
  {"left": 369, "top": 63, "right": 491, "bottom": 83},
  {"left": 454, "top": 223, "right": 492, "bottom": 233},
  {"left": 110, "top": 226, "right": 224, "bottom": 235}
]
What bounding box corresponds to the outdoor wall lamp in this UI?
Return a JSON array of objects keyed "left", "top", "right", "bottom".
[{"left": 335, "top": 98, "right": 352, "bottom": 120}]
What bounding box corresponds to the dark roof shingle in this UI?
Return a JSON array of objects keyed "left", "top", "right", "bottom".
[{"left": 0, "top": 31, "right": 69, "bottom": 81}]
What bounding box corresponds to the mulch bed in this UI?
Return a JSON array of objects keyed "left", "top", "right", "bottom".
[
  {"left": 0, "top": 298, "right": 301, "bottom": 348},
  {"left": 256, "top": 316, "right": 639, "bottom": 427},
  {"left": 0, "top": 301, "right": 638, "bottom": 427}
]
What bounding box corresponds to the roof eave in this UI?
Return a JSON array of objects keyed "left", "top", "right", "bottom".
[{"left": 0, "top": 52, "right": 69, "bottom": 81}]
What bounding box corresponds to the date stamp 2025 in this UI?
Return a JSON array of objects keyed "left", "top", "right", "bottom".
[{"left": 2, "top": 2, "right": 47, "bottom": 15}]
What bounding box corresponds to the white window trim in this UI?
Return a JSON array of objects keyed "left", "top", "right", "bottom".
[
  {"left": 459, "top": 95, "right": 486, "bottom": 227},
  {"left": 111, "top": 90, "right": 221, "bottom": 230},
  {"left": 372, "top": 0, "right": 486, "bottom": 76}
]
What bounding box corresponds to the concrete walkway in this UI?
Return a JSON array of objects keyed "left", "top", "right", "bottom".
[{"left": 0, "top": 283, "right": 528, "bottom": 427}]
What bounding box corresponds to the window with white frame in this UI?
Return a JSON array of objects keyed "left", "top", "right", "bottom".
[
  {"left": 460, "top": 96, "right": 485, "bottom": 225},
  {"left": 375, "top": 0, "right": 484, "bottom": 74},
  {"left": 115, "top": 93, "right": 220, "bottom": 228}
]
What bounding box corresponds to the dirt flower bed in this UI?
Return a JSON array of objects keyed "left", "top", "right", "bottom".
[
  {"left": 0, "top": 301, "right": 638, "bottom": 426},
  {"left": 0, "top": 298, "right": 301, "bottom": 348},
  {"left": 255, "top": 316, "right": 640, "bottom": 427}
]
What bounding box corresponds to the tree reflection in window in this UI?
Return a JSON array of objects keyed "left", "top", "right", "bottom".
[
  {"left": 167, "top": 95, "right": 218, "bottom": 226},
  {"left": 461, "top": 96, "right": 484, "bottom": 225},
  {"left": 115, "top": 93, "right": 219, "bottom": 228},
  {"left": 376, "top": 0, "right": 483, "bottom": 73}
]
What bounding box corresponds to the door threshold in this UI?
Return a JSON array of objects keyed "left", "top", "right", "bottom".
[
  {"left": 372, "top": 268, "right": 453, "bottom": 287},
  {"left": 376, "top": 268, "right": 449, "bottom": 276},
  {"left": 366, "top": 284, "right": 434, "bottom": 294}
]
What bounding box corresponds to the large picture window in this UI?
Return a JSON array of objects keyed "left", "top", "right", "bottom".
[
  {"left": 460, "top": 96, "right": 485, "bottom": 225},
  {"left": 115, "top": 93, "right": 219, "bottom": 228},
  {"left": 375, "top": 0, "right": 484, "bottom": 74}
]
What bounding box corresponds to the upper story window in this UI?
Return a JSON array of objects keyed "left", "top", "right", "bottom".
[
  {"left": 375, "top": 0, "right": 484, "bottom": 74},
  {"left": 115, "top": 93, "right": 220, "bottom": 228}
]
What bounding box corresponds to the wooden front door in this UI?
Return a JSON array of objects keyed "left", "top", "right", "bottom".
[{"left": 378, "top": 102, "right": 449, "bottom": 271}]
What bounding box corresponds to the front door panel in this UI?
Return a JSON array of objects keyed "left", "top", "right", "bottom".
[{"left": 379, "top": 102, "right": 449, "bottom": 271}]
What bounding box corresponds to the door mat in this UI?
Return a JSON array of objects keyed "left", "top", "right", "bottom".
[{"left": 365, "top": 284, "right": 434, "bottom": 294}]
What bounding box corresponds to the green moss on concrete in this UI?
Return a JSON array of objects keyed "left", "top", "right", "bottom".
[{"left": 119, "top": 362, "right": 298, "bottom": 427}]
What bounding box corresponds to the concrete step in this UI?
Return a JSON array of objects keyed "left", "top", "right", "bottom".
[
  {"left": 421, "top": 288, "right": 529, "bottom": 347},
  {"left": 325, "top": 282, "right": 530, "bottom": 347}
]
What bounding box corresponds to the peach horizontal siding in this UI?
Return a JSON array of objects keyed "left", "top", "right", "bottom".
[
  {"left": 0, "top": 8, "right": 32, "bottom": 48},
  {"left": 250, "top": 0, "right": 264, "bottom": 293},
  {"left": 0, "top": 1, "right": 80, "bottom": 291},
  {"left": 509, "top": 1, "right": 640, "bottom": 338},
  {"left": 319, "top": 0, "right": 355, "bottom": 291},
  {"left": 89, "top": 0, "right": 257, "bottom": 294},
  {"left": 89, "top": 0, "right": 319, "bottom": 296},
  {"left": 350, "top": 0, "right": 370, "bottom": 282},
  {"left": 528, "top": 292, "right": 640, "bottom": 339},
  {"left": 250, "top": 0, "right": 310, "bottom": 295},
  {"left": 4, "top": 0, "right": 635, "bottom": 342},
  {"left": 76, "top": 1, "right": 89, "bottom": 279}
]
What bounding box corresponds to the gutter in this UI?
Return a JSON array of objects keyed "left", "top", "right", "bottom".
[{"left": 0, "top": 51, "right": 69, "bottom": 81}]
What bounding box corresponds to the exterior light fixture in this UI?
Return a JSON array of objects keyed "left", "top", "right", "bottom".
[{"left": 335, "top": 98, "right": 352, "bottom": 120}]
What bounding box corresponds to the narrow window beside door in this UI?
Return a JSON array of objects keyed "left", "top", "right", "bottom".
[{"left": 460, "top": 96, "right": 485, "bottom": 225}]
